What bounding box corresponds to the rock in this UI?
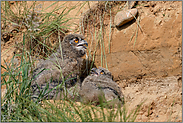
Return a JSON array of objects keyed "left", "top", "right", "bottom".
[
  {"left": 114, "top": 8, "right": 138, "bottom": 28},
  {"left": 1, "top": 88, "right": 7, "bottom": 99}
]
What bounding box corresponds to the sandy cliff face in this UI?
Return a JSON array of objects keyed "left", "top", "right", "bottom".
[
  {"left": 95, "top": 1, "right": 182, "bottom": 81},
  {"left": 94, "top": 2, "right": 182, "bottom": 121}
]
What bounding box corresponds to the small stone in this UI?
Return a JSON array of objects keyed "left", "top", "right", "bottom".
[
  {"left": 167, "top": 8, "right": 171, "bottom": 11},
  {"left": 165, "top": 95, "right": 167, "bottom": 99},
  {"left": 114, "top": 8, "right": 138, "bottom": 28},
  {"left": 158, "top": 20, "right": 162, "bottom": 25},
  {"left": 1, "top": 89, "right": 7, "bottom": 98},
  {"left": 144, "top": 4, "right": 150, "bottom": 7},
  {"left": 9, "top": 1, "right": 15, "bottom": 5}
]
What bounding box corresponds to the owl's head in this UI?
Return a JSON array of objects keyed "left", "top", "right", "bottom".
[
  {"left": 90, "top": 67, "right": 113, "bottom": 79},
  {"left": 63, "top": 34, "right": 88, "bottom": 57}
]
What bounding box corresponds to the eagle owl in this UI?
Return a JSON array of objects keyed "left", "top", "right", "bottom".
[
  {"left": 79, "top": 67, "right": 124, "bottom": 108},
  {"left": 31, "top": 34, "right": 88, "bottom": 101}
]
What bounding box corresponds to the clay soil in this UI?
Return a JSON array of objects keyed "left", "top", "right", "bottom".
[{"left": 1, "top": 1, "right": 182, "bottom": 122}]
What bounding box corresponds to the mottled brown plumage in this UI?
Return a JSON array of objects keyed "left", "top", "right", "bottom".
[
  {"left": 31, "top": 34, "right": 88, "bottom": 101},
  {"left": 79, "top": 67, "right": 124, "bottom": 108}
]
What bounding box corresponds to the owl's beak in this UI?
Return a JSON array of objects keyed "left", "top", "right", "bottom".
[
  {"left": 91, "top": 68, "right": 98, "bottom": 75},
  {"left": 77, "top": 40, "right": 88, "bottom": 49}
]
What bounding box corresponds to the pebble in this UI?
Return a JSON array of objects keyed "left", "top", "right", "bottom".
[
  {"left": 114, "top": 8, "right": 138, "bottom": 28},
  {"left": 167, "top": 8, "right": 172, "bottom": 11},
  {"left": 1, "top": 89, "right": 7, "bottom": 99}
]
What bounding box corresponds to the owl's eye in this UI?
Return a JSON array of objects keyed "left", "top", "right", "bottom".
[
  {"left": 74, "top": 39, "right": 79, "bottom": 43},
  {"left": 100, "top": 71, "right": 104, "bottom": 75},
  {"left": 100, "top": 70, "right": 105, "bottom": 75}
]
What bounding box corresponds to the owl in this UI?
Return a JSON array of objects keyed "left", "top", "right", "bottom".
[
  {"left": 31, "top": 33, "right": 89, "bottom": 101},
  {"left": 79, "top": 67, "right": 124, "bottom": 108}
]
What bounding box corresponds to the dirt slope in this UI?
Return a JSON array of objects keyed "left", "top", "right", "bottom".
[{"left": 95, "top": 1, "right": 182, "bottom": 121}]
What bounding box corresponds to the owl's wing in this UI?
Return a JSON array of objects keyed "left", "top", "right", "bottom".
[
  {"left": 80, "top": 76, "right": 124, "bottom": 106},
  {"left": 79, "top": 81, "right": 104, "bottom": 104},
  {"left": 31, "top": 58, "right": 80, "bottom": 101},
  {"left": 94, "top": 78, "right": 124, "bottom": 98}
]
